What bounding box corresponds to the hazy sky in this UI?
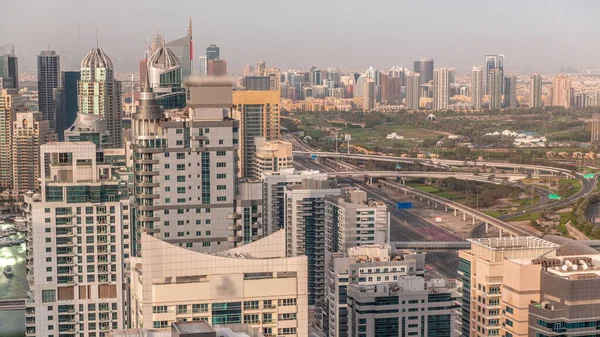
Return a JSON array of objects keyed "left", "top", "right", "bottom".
[{"left": 3, "top": 0, "right": 600, "bottom": 73}]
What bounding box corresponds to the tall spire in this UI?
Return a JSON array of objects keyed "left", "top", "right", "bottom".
[{"left": 188, "top": 16, "right": 192, "bottom": 38}]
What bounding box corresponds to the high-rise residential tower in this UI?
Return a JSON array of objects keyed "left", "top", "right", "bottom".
[
  {"left": 24, "top": 142, "right": 129, "bottom": 337},
  {"left": 131, "top": 77, "right": 242, "bottom": 254},
  {"left": 285, "top": 178, "right": 341, "bottom": 306},
  {"left": 488, "top": 69, "right": 503, "bottom": 110},
  {"left": 551, "top": 75, "right": 572, "bottom": 109},
  {"left": 0, "top": 88, "right": 19, "bottom": 189},
  {"left": 12, "top": 111, "right": 52, "bottom": 192},
  {"left": 78, "top": 45, "right": 123, "bottom": 148},
  {"left": 413, "top": 58, "right": 433, "bottom": 84},
  {"left": 529, "top": 74, "right": 543, "bottom": 108},
  {"left": 363, "top": 79, "right": 375, "bottom": 111},
  {"left": 433, "top": 68, "right": 449, "bottom": 110},
  {"left": 470, "top": 66, "right": 483, "bottom": 111},
  {"left": 485, "top": 54, "right": 505, "bottom": 95},
  {"left": 147, "top": 35, "right": 185, "bottom": 109},
  {"left": 406, "top": 73, "right": 421, "bottom": 110},
  {"left": 207, "top": 59, "right": 227, "bottom": 76},
  {"left": 232, "top": 89, "right": 281, "bottom": 179},
  {"left": 37, "top": 50, "right": 61, "bottom": 131},
  {"left": 503, "top": 75, "right": 517, "bottom": 108}
]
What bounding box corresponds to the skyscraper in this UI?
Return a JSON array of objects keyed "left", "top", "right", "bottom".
[
  {"left": 529, "top": 74, "right": 543, "bottom": 108},
  {"left": 387, "top": 76, "right": 402, "bottom": 105},
  {"left": 470, "top": 66, "right": 483, "bottom": 111},
  {"left": 285, "top": 178, "right": 341, "bottom": 306},
  {"left": 363, "top": 79, "right": 375, "bottom": 111},
  {"left": 62, "top": 71, "right": 81, "bottom": 131},
  {"left": 0, "top": 87, "right": 20, "bottom": 190},
  {"left": 488, "top": 69, "right": 503, "bottom": 110},
  {"left": 406, "top": 73, "right": 421, "bottom": 110},
  {"left": 132, "top": 77, "right": 241, "bottom": 254},
  {"left": 504, "top": 75, "right": 517, "bottom": 108},
  {"left": 0, "top": 44, "right": 18, "bottom": 89},
  {"left": 147, "top": 35, "right": 185, "bottom": 109},
  {"left": 206, "top": 44, "right": 220, "bottom": 61},
  {"left": 413, "top": 58, "right": 434, "bottom": 84},
  {"left": 485, "top": 54, "right": 505, "bottom": 95},
  {"left": 551, "top": 75, "right": 572, "bottom": 109},
  {"left": 78, "top": 45, "right": 123, "bottom": 148},
  {"left": 166, "top": 18, "right": 193, "bottom": 77},
  {"left": 37, "top": 50, "right": 61, "bottom": 131},
  {"left": 433, "top": 68, "right": 449, "bottom": 110},
  {"left": 232, "top": 89, "right": 281, "bottom": 178},
  {"left": 207, "top": 59, "right": 227, "bottom": 76},
  {"left": 12, "top": 111, "right": 52, "bottom": 192}
]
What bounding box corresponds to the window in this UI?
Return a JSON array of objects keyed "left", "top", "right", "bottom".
[
  {"left": 263, "top": 300, "right": 274, "bottom": 309},
  {"left": 206, "top": 219, "right": 211, "bottom": 224},
  {"left": 206, "top": 231, "right": 211, "bottom": 235},
  {"left": 217, "top": 196, "right": 226, "bottom": 202},
  {"left": 177, "top": 305, "right": 188, "bottom": 314},
  {"left": 216, "top": 151, "right": 226, "bottom": 156},
  {"left": 177, "top": 153, "right": 185, "bottom": 159},
  {"left": 178, "top": 232, "right": 185, "bottom": 237},
  {"left": 42, "top": 290, "right": 56, "bottom": 303},
  {"left": 196, "top": 220, "right": 202, "bottom": 225},
  {"left": 177, "top": 187, "right": 186, "bottom": 193},
  {"left": 278, "top": 299, "right": 296, "bottom": 306},
  {"left": 177, "top": 176, "right": 186, "bottom": 182},
  {"left": 196, "top": 231, "right": 202, "bottom": 236},
  {"left": 217, "top": 162, "right": 226, "bottom": 167},
  {"left": 165, "top": 175, "right": 170, "bottom": 181},
  {"left": 153, "top": 321, "right": 168, "bottom": 328},
  {"left": 153, "top": 306, "right": 168, "bottom": 313},
  {"left": 177, "top": 198, "right": 186, "bottom": 203},
  {"left": 164, "top": 164, "right": 170, "bottom": 169},
  {"left": 279, "top": 328, "right": 297, "bottom": 335},
  {"left": 219, "top": 139, "right": 224, "bottom": 145},
  {"left": 279, "top": 313, "right": 297, "bottom": 321},
  {"left": 505, "top": 306, "right": 514, "bottom": 314},
  {"left": 202, "top": 242, "right": 210, "bottom": 247},
  {"left": 176, "top": 128, "right": 183, "bottom": 134},
  {"left": 244, "top": 301, "right": 259, "bottom": 310},
  {"left": 164, "top": 221, "right": 170, "bottom": 227},
  {"left": 244, "top": 314, "right": 260, "bottom": 324},
  {"left": 263, "top": 313, "right": 273, "bottom": 323},
  {"left": 177, "top": 220, "right": 184, "bottom": 226},
  {"left": 217, "top": 185, "right": 226, "bottom": 190},
  {"left": 164, "top": 233, "right": 170, "bottom": 238},
  {"left": 217, "top": 174, "right": 226, "bottom": 179},
  {"left": 177, "top": 164, "right": 185, "bottom": 171},
  {"left": 192, "top": 304, "right": 208, "bottom": 313}
]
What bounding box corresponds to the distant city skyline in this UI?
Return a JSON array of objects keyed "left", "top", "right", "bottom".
[{"left": 2, "top": 0, "right": 600, "bottom": 73}]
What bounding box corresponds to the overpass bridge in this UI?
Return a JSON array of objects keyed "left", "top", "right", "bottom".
[
  {"left": 392, "top": 240, "right": 600, "bottom": 252},
  {"left": 380, "top": 178, "right": 529, "bottom": 237},
  {"left": 0, "top": 297, "right": 26, "bottom": 311},
  {"left": 295, "top": 151, "right": 579, "bottom": 178}
]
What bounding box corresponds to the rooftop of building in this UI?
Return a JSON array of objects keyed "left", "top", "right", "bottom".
[
  {"left": 351, "top": 276, "right": 456, "bottom": 297},
  {"left": 81, "top": 46, "right": 113, "bottom": 69},
  {"left": 468, "top": 236, "right": 560, "bottom": 250},
  {"left": 172, "top": 321, "right": 214, "bottom": 334},
  {"left": 543, "top": 235, "right": 599, "bottom": 256},
  {"left": 109, "top": 322, "right": 264, "bottom": 337}
]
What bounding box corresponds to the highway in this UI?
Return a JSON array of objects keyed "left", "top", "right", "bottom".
[{"left": 294, "top": 156, "right": 462, "bottom": 278}]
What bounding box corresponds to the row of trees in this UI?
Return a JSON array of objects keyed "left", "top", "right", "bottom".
[{"left": 570, "top": 194, "right": 600, "bottom": 239}]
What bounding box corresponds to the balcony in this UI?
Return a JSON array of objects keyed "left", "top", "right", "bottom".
[
  {"left": 191, "top": 135, "right": 209, "bottom": 141},
  {"left": 252, "top": 212, "right": 262, "bottom": 217},
  {"left": 137, "top": 171, "right": 160, "bottom": 176},
  {"left": 227, "top": 212, "right": 242, "bottom": 220},
  {"left": 138, "top": 215, "right": 160, "bottom": 221},
  {"left": 135, "top": 159, "right": 159, "bottom": 164},
  {"left": 138, "top": 182, "right": 159, "bottom": 188},
  {"left": 228, "top": 224, "right": 242, "bottom": 231},
  {"left": 227, "top": 235, "right": 243, "bottom": 243}
]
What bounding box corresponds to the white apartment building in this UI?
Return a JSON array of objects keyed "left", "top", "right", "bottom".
[
  {"left": 323, "top": 245, "right": 426, "bottom": 337},
  {"left": 129, "top": 230, "right": 308, "bottom": 337},
  {"left": 261, "top": 168, "right": 327, "bottom": 236},
  {"left": 24, "top": 142, "right": 129, "bottom": 337},
  {"left": 254, "top": 138, "right": 293, "bottom": 180},
  {"left": 285, "top": 178, "right": 341, "bottom": 306},
  {"left": 132, "top": 77, "right": 243, "bottom": 254},
  {"left": 325, "top": 188, "right": 389, "bottom": 254}
]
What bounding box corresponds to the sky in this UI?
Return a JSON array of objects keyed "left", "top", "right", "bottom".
[{"left": 2, "top": 0, "right": 600, "bottom": 73}]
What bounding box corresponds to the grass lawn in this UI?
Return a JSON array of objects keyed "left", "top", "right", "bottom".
[
  {"left": 435, "top": 191, "right": 465, "bottom": 200},
  {"left": 484, "top": 211, "right": 504, "bottom": 218},
  {"left": 559, "top": 179, "right": 582, "bottom": 197},
  {"left": 304, "top": 128, "right": 326, "bottom": 139},
  {"left": 415, "top": 186, "right": 441, "bottom": 193},
  {"left": 512, "top": 196, "right": 540, "bottom": 208},
  {"left": 507, "top": 211, "right": 542, "bottom": 222},
  {"left": 556, "top": 212, "right": 571, "bottom": 236}
]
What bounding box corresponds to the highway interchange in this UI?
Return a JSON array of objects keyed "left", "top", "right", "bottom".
[{"left": 289, "top": 136, "right": 596, "bottom": 278}]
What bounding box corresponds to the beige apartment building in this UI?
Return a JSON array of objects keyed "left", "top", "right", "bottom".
[
  {"left": 458, "top": 237, "right": 559, "bottom": 337},
  {"left": 0, "top": 88, "right": 20, "bottom": 190},
  {"left": 12, "top": 111, "right": 52, "bottom": 192},
  {"left": 130, "top": 230, "right": 308, "bottom": 337},
  {"left": 254, "top": 138, "right": 293, "bottom": 180}
]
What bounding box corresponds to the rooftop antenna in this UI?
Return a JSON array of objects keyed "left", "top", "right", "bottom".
[{"left": 95, "top": 29, "right": 99, "bottom": 48}]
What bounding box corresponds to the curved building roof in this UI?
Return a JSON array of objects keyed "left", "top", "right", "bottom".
[
  {"left": 148, "top": 43, "right": 180, "bottom": 70},
  {"left": 543, "top": 235, "right": 598, "bottom": 256},
  {"left": 81, "top": 46, "right": 113, "bottom": 69}
]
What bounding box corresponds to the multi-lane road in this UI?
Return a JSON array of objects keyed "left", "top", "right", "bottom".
[{"left": 294, "top": 156, "right": 463, "bottom": 278}]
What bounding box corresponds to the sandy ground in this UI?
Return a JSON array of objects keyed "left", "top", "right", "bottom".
[{"left": 565, "top": 221, "right": 590, "bottom": 240}]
